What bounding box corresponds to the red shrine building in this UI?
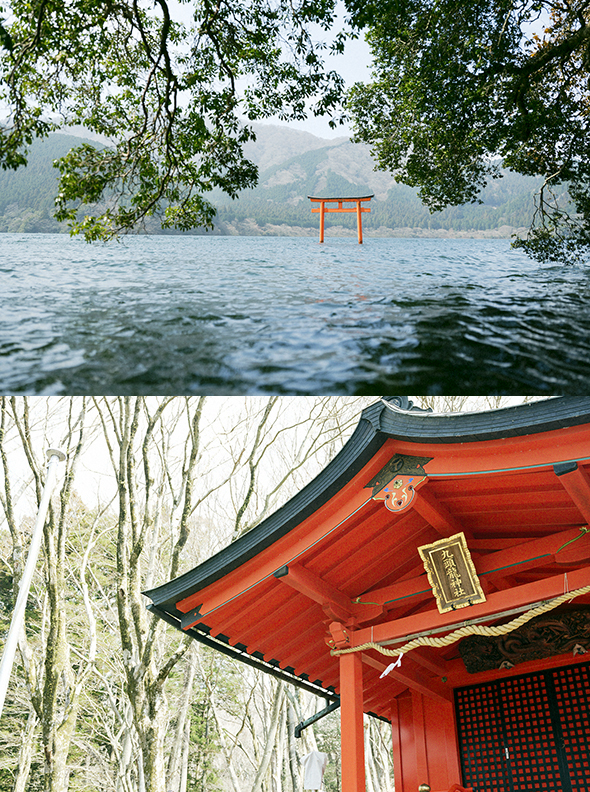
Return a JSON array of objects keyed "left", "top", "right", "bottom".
[{"left": 144, "top": 397, "right": 590, "bottom": 792}]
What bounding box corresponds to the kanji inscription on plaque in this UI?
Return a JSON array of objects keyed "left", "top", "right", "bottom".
[{"left": 418, "top": 532, "right": 486, "bottom": 614}]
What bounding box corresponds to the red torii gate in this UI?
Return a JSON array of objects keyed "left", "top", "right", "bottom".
[
  {"left": 308, "top": 195, "right": 374, "bottom": 244},
  {"left": 144, "top": 397, "right": 590, "bottom": 792}
]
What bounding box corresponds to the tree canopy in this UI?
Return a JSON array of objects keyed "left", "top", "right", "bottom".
[
  {"left": 1, "top": 0, "right": 589, "bottom": 260},
  {"left": 0, "top": 0, "right": 344, "bottom": 240},
  {"left": 346, "top": 0, "right": 590, "bottom": 263}
]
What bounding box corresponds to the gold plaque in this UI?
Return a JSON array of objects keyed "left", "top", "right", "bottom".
[{"left": 418, "top": 532, "right": 486, "bottom": 614}]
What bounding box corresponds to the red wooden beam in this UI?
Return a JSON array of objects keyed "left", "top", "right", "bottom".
[
  {"left": 353, "top": 575, "right": 431, "bottom": 610},
  {"left": 362, "top": 669, "right": 407, "bottom": 706},
  {"left": 178, "top": 486, "right": 373, "bottom": 624},
  {"left": 555, "top": 461, "right": 590, "bottom": 523},
  {"left": 274, "top": 563, "right": 354, "bottom": 622},
  {"left": 470, "top": 537, "right": 536, "bottom": 550},
  {"left": 364, "top": 684, "right": 403, "bottom": 709},
  {"left": 410, "top": 647, "right": 449, "bottom": 678},
  {"left": 389, "top": 664, "right": 452, "bottom": 703},
  {"left": 360, "top": 651, "right": 452, "bottom": 702},
  {"left": 413, "top": 487, "right": 473, "bottom": 540},
  {"left": 349, "top": 563, "right": 590, "bottom": 648},
  {"left": 351, "top": 525, "right": 587, "bottom": 616},
  {"left": 478, "top": 525, "right": 582, "bottom": 579}
]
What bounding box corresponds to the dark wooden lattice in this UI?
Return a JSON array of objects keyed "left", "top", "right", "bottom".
[
  {"left": 553, "top": 663, "right": 590, "bottom": 791},
  {"left": 455, "top": 660, "right": 590, "bottom": 792},
  {"left": 455, "top": 682, "right": 511, "bottom": 791},
  {"left": 499, "top": 673, "right": 564, "bottom": 791}
]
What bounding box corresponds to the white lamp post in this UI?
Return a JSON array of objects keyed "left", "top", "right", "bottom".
[{"left": 0, "top": 448, "right": 66, "bottom": 718}]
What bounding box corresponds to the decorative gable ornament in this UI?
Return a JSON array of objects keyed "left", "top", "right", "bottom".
[
  {"left": 367, "top": 453, "right": 432, "bottom": 512},
  {"left": 418, "top": 532, "right": 486, "bottom": 614}
]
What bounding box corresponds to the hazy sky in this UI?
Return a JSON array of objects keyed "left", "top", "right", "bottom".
[
  {"left": 166, "top": 0, "right": 373, "bottom": 141},
  {"left": 259, "top": 31, "right": 373, "bottom": 140}
]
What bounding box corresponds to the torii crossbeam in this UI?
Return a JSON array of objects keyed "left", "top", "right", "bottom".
[{"left": 308, "top": 195, "right": 374, "bottom": 244}]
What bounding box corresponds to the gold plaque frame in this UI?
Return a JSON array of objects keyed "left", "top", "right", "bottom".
[{"left": 418, "top": 532, "right": 486, "bottom": 614}]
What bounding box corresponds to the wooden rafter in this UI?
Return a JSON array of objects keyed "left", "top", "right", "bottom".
[
  {"left": 274, "top": 563, "right": 354, "bottom": 623},
  {"left": 555, "top": 461, "right": 590, "bottom": 523},
  {"left": 413, "top": 485, "right": 473, "bottom": 539}
]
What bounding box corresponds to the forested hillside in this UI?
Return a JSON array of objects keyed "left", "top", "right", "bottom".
[
  {"left": 0, "top": 135, "right": 81, "bottom": 233},
  {"left": 216, "top": 145, "right": 541, "bottom": 236},
  {"left": 0, "top": 128, "right": 542, "bottom": 236}
]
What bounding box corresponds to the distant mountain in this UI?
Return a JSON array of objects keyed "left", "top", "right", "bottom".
[
  {"left": 216, "top": 125, "right": 542, "bottom": 237},
  {"left": 0, "top": 125, "right": 542, "bottom": 236},
  {"left": 243, "top": 124, "right": 349, "bottom": 171}
]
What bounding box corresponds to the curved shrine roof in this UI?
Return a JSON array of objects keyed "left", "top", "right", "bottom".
[{"left": 144, "top": 397, "right": 590, "bottom": 718}]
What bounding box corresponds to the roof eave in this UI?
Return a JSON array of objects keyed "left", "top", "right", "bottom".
[
  {"left": 144, "top": 396, "right": 590, "bottom": 611},
  {"left": 378, "top": 396, "right": 590, "bottom": 443},
  {"left": 144, "top": 400, "right": 390, "bottom": 609}
]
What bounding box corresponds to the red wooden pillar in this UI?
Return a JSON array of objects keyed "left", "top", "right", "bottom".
[
  {"left": 390, "top": 700, "right": 403, "bottom": 790},
  {"left": 391, "top": 691, "right": 462, "bottom": 792},
  {"left": 356, "top": 201, "right": 363, "bottom": 244},
  {"left": 319, "top": 200, "right": 325, "bottom": 243},
  {"left": 340, "top": 652, "right": 365, "bottom": 792},
  {"left": 412, "top": 691, "right": 429, "bottom": 788}
]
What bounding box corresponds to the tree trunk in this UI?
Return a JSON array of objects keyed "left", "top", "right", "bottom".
[
  {"left": 12, "top": 707, "right": 38, "bottom": 792},
  {"left": 207, "top": 682, "right": 243, "bottom": 792},
  {"left": 179, "top": 716, "right": 191, "bottom": 792},
  {"left": 251, "top": 683, "right": 286, "bottom": 792},
  {"left": 286, "top": 700, "right": 301, "bottom": 792},
  {"left": 2, "top": 397, "right": 88, "bottom": 792},
  {"left": 167, "top": 646, "right": 198, "bottom": 792}
]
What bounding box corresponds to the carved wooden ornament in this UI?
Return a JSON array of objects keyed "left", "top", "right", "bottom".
[
  {"left": 367, "top": 453, "right": 432, "bottom": 512},
  {"left": 418, "top": 532, "right": 486, "bottom": 614}
]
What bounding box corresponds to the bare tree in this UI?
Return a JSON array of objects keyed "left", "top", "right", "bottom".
[
  {"left": 0, "top": 397, "right": 89, "bottom": 792},
  {"left": 6, "top": 396, "right": 532, "bottom": 792},
  {"left": 91, "top": 397, "right": 211, "bottom": 792},
  {"left": 414, "top": 395, "right": 548, "bottom": 413}
]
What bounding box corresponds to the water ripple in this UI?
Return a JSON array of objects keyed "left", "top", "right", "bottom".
[{"left": 1, "top": 233, "right": 589, "bottom": 394}]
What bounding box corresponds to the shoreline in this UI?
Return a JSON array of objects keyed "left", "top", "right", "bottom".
[{"left": 0, "top": 211, "right": 526, "bottom": 240}]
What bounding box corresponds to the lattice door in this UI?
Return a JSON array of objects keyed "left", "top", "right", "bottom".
[
  {"left": 455, "top": 660, "right": 590, "bottom": 792},
  {"left": 455, "top": 682, "right": 511, "bottom": 792},
  {"left": 553, "top": 664, "right": 590, "bottom": 792},
  {"left": 497, "top": 673, "right": 566, "bottom": 791}
]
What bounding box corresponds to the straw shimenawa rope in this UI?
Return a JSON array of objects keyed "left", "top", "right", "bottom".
[{"left": 331, "top": 584, "right": 590, "bottom": 657}]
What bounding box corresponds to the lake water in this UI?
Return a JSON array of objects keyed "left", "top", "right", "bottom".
[{"left": 1, "top": 233, "right": 589, "bottom": 395}]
